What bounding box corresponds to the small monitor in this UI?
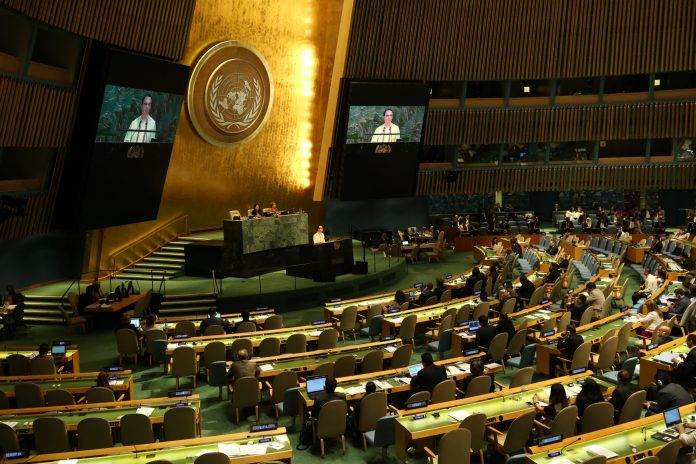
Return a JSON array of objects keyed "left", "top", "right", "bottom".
[
  {"left": 620, "top": 306, "right": 630, "bottom": 312},
  {"left": 408, "top": 364, "right": 421, "bottom": 377},
  {"left": 312, "top": 320, "right": 326, "bottom": 325},
  {"left": 664, "top": 407, "right": 682, "bottom": 428},
  {"left": 647, "top": 343, "right": 659, "bottom": 350},
  {"left": 52, "top": 340, "right": 71, "bottom": 346},
  {"left": 330, "top": 298, "right": 341, "bottom": 303},
  {"left": 388, "top": 308, "right": 400, "bottom": 314},
  {"left": 381, "top": 335, "right": 395, "bottom": 341},
  {"left": 255, "top": 306, "right": 269, "bottom": 310},
  {"left": 104, "top": 365, "right": 124, "bottom": 372},
  {"left": 542, "top": 330, "right": 556, "bottom": 337},
  {"left": 51, "top": 345, "right": 67, "bottom": 356},
  {"left": 251, "top": 423, "right": 278, "bottom": 433},
  {"left": 414, "top": 283, "right": 424, "bottom": 289},
  {"left": 168, "top": 390, "right": 192, "bottom": 397},
  {"left": 570, "top": 367, "right": 587, "bottom": 375},
  {"left": 405, "top": 401, "right": 428, "bottom": 410},
  {"left": 457, "top": 321, "right": 469, "bottom": 327},
  {"left": 408, "top": 291, "right": 415, "bottom": 297},
  {"left": 174, "top": 334, "right": 190, "bottom": 339},
  {"left": 474, "top": 291, "right": 481, "bottom": 296},
  {"left": 4, "top": 450, "right": 29, "bottom": 459},
  {"left": 445, "top": 274, "right": 452, "bottom": 279},
  {"left": 467, "top": 321, "right": 480, "bottom": 331},
  {"left": 402, "top": 240, "right": 409, "bottom": 246},
  {"left": 538, "top": 434, "right": 563, "bottom": 446},
  {"left": 131, "top": 318, "right": 141, "bottom": 328},
  {"left": 306, "top": 375, "right": 328, "bottom": 395},
  {"left": 464, "top": 349, "right": 480, "bottom": 356},
  {"left": 540, "top": 299, "right": 549, "bottom": 304}
]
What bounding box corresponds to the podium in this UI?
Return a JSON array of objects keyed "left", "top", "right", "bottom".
[{"left": 286, "top": 238, "right": 355, "bottom": 282}]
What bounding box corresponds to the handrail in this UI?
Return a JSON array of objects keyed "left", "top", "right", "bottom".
[{"left": 109, "top": 215, "right": 189, "bottom": 275}]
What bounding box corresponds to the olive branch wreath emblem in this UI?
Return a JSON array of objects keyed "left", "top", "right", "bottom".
[{"left": 208, "top": 74, "right": 262, "bottom": 129}]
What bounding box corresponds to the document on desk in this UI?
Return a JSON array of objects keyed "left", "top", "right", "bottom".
[
  {"left": 269, "top": 441, "right": 285, "bottom": 450},
  {"left": 375, "top": 380, "right": 392, "bottom": 389},
  {"left": 585, "top": 444, "right": 618, "bottom": 458},
  {"left": 108, "top": 380, "right": 124, "bottom": 386},
  {"left": 446, "top": 365, "right": 464, "bottom": 376},
  {"left": 654, "top": 352, "right": 679, "bottom": 364},
  {"left": 456, "top": 362, "right": 471, "bottom": 373},
  {"left": 135, "top": 406, "right": 154, "bottom": 416},
  {"left": 397, "top": 377, "right": 411, "bottom": 384},
  {"left": 0, "top": 421, "right": 17, "bottom": 429},
  {"left": 447, "top": 409, "right": 470, "bottom": 422},
  {"left": 218, "top": 443, "right": 240, "bottom": 456},
  {"left": 259, "top": 364, "right": 274, "bottom": 371},
  {"left": 58, "top": 460, "right": 79, "bottom": 464},
  {"left": 239, "top": 443, "right": 268, "bottom": 455},
  {"left": 308, "top": 330, "right": 323, "bottom": 337},
  {"left": 484, "top": 363, "right": 502, "bottom": 370},
  {"left": 384, "top": 345, "right": 397, "bottom": 353}
]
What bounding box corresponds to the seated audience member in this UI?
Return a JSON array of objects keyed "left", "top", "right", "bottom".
[
  {"left": 671, "top": 333, "right": 696, "bottom": 391},
  {"left": 510, "top": 238, "right": 522, "bottom": 256},
  {"left": 582, "top": 216, "right": 593, "bottom": 232},
  {"left": 3, "top": 285, "right": 17, "bottom": 306},
  {"left": 679, "top": 252, "right": 696, "bottom": 272},
  {"left": 492, "top": 238, "right": 504, "bottom": 256},
  {"left": 353, "top": 381, "right": 376, "bottom": 420},
  {"left": 311, "top": 377, "right": 346, "bottom": 418},
  {"left": 474, "top": 315, "right": 497, "bottom": 350},
  {"left": 674, "top": 229, "right": 690, "bottom": 241},
  {"left": 143, "top": 313, "right": 159, "bottom": 331},
  {"left": 116, "top": 313, "right": 139, "bottom": 335},
  {"left": 496, "top": 312, "right": 515, "bottom": 341},
  {"left": 226, "top": 348, "right": 259, "bottom": 383},
  {"left": 669, "top": 288, "right": 691, "bottom": 315},
  {"left": 650, "top": 235, "right": 664, "bottom": 254},
  {"left": 433, "top": 278, "right": 447, "bottom": 301},
  {"left": 457, "top": 357, "right": 494, "bottom": 394},
  {"left": 575, "top": 378, "right": 605, "bottom": 417},
  {"left": 464, "top": 268, "right": 484, "bottom": 296},
  {"left": 390, "top": 289, "right": 409, "bottom": 311},
  {"left": 410, "top": 352, "right": 447, "bottom": 393},
  {"left": 632, "top": 269, "right": 663, "bottom": 305},
  {"left": 416, "top": 282, "right": 435, "bottom": 306},
  {"left": 95, "top": 372, "right": 112, "bottom": 389},
  {"left": 35, "top": 343, "right": 57, "bottom": 366},
  {"left": 559, "top": 217, "right": 573, "bottom": 233},
  {"left": 645, "top": 371, "right": 692, "bottom": 415},
  {"left": 250, "top": 203, "right": 262, "bottom": 217},
  {"left": 516, "top": 275, "right": 535, "bottom": 303},
  {"left": 533, "top": 383, "right": 568, "bottom": 424},
  {"left": 268, "top": 201, "right": 280, "bottom": 215},
  {"left": 497, "top": 283, "right": 518, "bottom": 308},
  {"left": 234, "top": 310, "right": 253, "bottom": 332},
  {"left": 557, "top": 253, "right": 570, "bottom": 270},
  {"left": 585, "top": 282, "right": 605, "bottom": 315},
  {"left": 541, "top": 262, "right": 561, "bottom": 286},
  {"left": 567, "top": 294, "right": 589, "bottom": 321},
  {"left": 549, "top": 325, "right": 584, "bottom": 378},
  {"left": 547, "top": 240, "right": 559, "bottom": 256},
  {"left": 653, "top": 325, "right": 673, "bottom": 346},
  {"left": 609, "top": 369, "right": 638, "bottom": 422},
  {"left": 636, "top": 301, "right": 664, "bottom": 337},
  {"left": 200, "top": 307, "right": 231, "bottom": 333}
]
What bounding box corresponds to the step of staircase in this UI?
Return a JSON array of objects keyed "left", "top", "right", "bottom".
[
  {"left": 115, "top": 271, "right": 176, "bottom": 281},
  {"left": 160, "top": 298, "right": 217, "bottom": 307},
  {"left": 133, "top": 262, "right": 183, "bottom": 270},
  {"left": 145, "top": 256, "right": 185, "bottom": 264},
  {"left": 161, "top": 246, "right": 185, "bottom": 252},
  {"left": 158, "top": 292, "right": 218, "bottom": 317},
  {"left": 152, "top": 251, "right": 185, "bottom": 258}
]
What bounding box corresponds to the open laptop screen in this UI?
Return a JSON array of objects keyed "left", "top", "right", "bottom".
[
  {"left": 408, "top": 364, "right": 421, "bottom": 377},
  {"left": 664, "top": 407, "right": 682, "bottom": 428},
  {"left": 306, "top": 375, "right": 328, "bottom": 395},
  {"left": 131, "top": 318, "right": 141, "bottom": 328},
  {"left": 51, "top": 345, "right": 66, "bottom": 356}
]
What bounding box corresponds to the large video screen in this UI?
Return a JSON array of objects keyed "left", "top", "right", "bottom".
[
  {"left": 96, "top": 85, "right": 184, "bottom": 143},
  {"left": 346, "top": 105, "right": 426, "bottom": 144}
]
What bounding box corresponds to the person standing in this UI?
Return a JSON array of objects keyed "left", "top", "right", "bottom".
[
  {"left": 123, "top": 95, "right": 156, "bottom": 143},
  {"left": 313, "top": 225, "right": 326, "bottom": 244},
  {"left": 370, "top": 109, "right": 400, "bottom": 143}
]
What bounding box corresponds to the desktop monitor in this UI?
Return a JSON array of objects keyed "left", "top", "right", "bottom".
[{"left": 664, "top": 407, "right": 682, "bottom": 428}]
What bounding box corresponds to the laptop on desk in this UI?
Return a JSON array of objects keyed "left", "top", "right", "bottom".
[
  {"left": 306, "top": 375, "right": 328, "bottom": 399},
  {"left": 652, "top": 407, "right": 683, "bottom": 441},
  {"left": 51, "top": 344, "right": 67, "bottom": 358},
  {"left": 407, "top": 364, "right": 421, "bottom": 377}
]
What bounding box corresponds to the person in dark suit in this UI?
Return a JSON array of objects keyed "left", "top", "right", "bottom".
[
  {"left": 311, "top": 377, "right": 347, "bottom": 418},
  {"left": 549, "top": 324, "right": 584, "bottom": 377},
  {"left": 668, "top": 288, "right": 691, "bottom": 315},
  {"left": 541, "top": 262, "right": 562, "bottom": 285},
  {"left": 496, "top": 312, "right": 515, "bottom": 341},
  {"left": 567, "top": 294, "right": 589, "bottom": 321},
  {"left": 671, "top": 334, "right": 696, "bottom": 390},
  {"left": 416, "top": 283, "right": 434, "bottom": 306},
  {"left": 464, "top": 267, "right": 484, "bottom": 296},
  {"left": 200, "top": 307, "right": 231, "bottom": 333},
  {"left": 233, "top": 310, "right": 253, "bottom": 332},
  {"left": 547, "top": 239, "right": 559, "bottom": 256},
  {"left": 645, "top": 371, "right": 693, "bottom": 415},
  {"left": 474, "top": 315, "right": 497, "bottom": 350},
  {"left": 575, "top": 378, "right": 605, "bottom": 418},
  {"left": 410, "top": 352, "right": 447, "bottom": 392},
  {"left": 226, "top": 348, "right": 259, "bottom": 383},
  {"left": 511, "top": 238, "right": 522, "bottom": 256},
  {"left": 433, "top": 278, "right": 447, "bottom": 301},
  {"left": 516, "top": 275, "right": 535, "bottom": 302},
  {"left": 609, "top": 369, "right": 638, "bottom": 422}
]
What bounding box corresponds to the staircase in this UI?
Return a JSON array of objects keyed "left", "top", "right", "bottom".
[
  {"left": 158, "top": 292, "right": 219, "bottom": 317},
  {"left": 117, "top": 235, "right": 210, "bottom": 281},
  {"left": 22, "top": 295, "right": 64, "bottom": 324}
]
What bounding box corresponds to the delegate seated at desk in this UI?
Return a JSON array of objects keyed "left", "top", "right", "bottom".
[
  {"left": 311, "top": 377, "right": 346, "bottom": 418},
  {"left": 227, "top": 349, "right": 259, "bottom": 383},
  {"left": 313, "top": 225, "right": 326, "bottom": 244},
  {"left": 410, "top": 352, "right": 446, "bottom": 393},
  {"left": 200, "top": 307, "right": 231, "bottom": 333}
]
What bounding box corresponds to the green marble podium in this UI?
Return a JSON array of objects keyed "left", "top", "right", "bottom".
[{"left": 223, "top": 213, "right": 309, "bottom": 254}]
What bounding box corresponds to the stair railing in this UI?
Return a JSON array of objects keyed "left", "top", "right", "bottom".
[{"left": 109, "top": 215, "right": 189, "bottom": 277}]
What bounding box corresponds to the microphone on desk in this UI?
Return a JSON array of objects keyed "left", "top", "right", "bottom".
[
  {"left": 559, "top": 436, "right": 583, "bottom": 455},
  {"left": 642, "top": 426, "right": 648, "bottom": 442}
]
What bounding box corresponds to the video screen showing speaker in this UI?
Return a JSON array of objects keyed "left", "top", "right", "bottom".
[
  {"left": 56, "top": 45, "right": 189, "bottom": 231},
  {"left": 336, "top": 81, "right": 429, "bottom": 200}
]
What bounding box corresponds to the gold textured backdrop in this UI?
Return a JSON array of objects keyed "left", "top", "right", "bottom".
[{"left": 92, "top": 0, "right": 345, "bottom": 273}]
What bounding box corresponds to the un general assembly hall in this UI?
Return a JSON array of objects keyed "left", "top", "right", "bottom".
[{"left": 1, "top": 0, "right": 696, "bottom": 463}]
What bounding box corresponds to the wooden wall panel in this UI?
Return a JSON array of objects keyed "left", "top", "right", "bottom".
[
  {"left": 1, "top": 0, "right": 195, "bottom": 60},
  {"left": 347, "top": 0, "right": 696, "bottom": 80},
  {"left": 417, "top": 164, "right": 696, "bottom": 195},
  {"left": 424, "top": 101, "right": 696, "bottom": 145}
]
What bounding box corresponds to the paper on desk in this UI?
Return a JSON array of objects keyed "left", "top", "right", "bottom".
[
  {"left": 384, "top": 345, "right": 397, "bottom": 353},
  {"left": 259, "top": 364, "right": 274, "bottom": 371},
  {"left": 239, "top": 444, "right": 267, "bottom": 455},
  {"left": 546, "top": 459, "right": 573, "bottom": 464},
  {"left": 397, "top": 377, "right": 411, "bottom": 384},
  {"left": 446, "top": 365, "right": 464, "bottom": 376},
  {"left": 447, "top": 409, "right": 470, "bottom": 422},
  {"left": 375, "top": 380, "right": 392, "bottom": 389},
  {"left": 585, "top": 444, "right": 618, "bottom": 458},
  {"left": 484, "top": 363, "right": 502, "bottom": 370},
  {"left": 308, "top": 331, "right": 322, "bottom": 337},
  {"left": 276, "top": 435, "right": 288, "bottom": 442},
  {"left": 218, "top": 443, "right": 240, "bottom": 456},
  {"left": 269, "top": 441, "right": 285, "bottom": 450},
  {"left": 167, "top": 343, "right": 180, "bottom": 351},
  {"left": 108, "top": 380, "right": 124, "bottom": 386},
  {"left": 1, "top": 421, "right": 17, "bottom": 428},
  {"left": 456, "top": 363, "right": 471, "bottom": 373},
  {"left": 390, "top": 317, "right": 404, "bottom": 324},
  {"left": 58, "top": 460, "right": 78, "bottom": 464},
  {"left": 135, "top": 406, "right": 154, "bottom": 416}
]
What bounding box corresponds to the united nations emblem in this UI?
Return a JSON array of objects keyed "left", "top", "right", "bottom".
[{"left": 188, "top": 41, "right": 273, "bottom": 147}]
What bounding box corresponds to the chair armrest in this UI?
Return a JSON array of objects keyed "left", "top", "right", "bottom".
[
  {"left": 423, "top": 446, "right": 437, "bottom": 461},
  {"left": 77, "top": 395, "right": 86, "bottom": 403},
  {"left": 533, "top": 419, "right": 550, "bottom": 430},
  {"left": 56, "top": 365, "right": 65, "bottom": 373},
  {"left": 116, "top": 393, "right": 126, "bottom": 401},
  {"left": 455, "top": 387, "right": 465, "bottom": 396},
  {"left": 263, "top": 381, "right": 273, "bottom": 391},
  {"left": 494, "top": 380, "right": 506, "bottom": 391},
  {"left": 486, "top": 425, "right": 504, "bottom": 435},
  {"left": 387, "top": 404, "right": 400, "bottom": 414}
]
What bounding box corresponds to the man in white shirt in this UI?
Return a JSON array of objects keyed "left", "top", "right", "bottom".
[
  {"left": 313, "top": 225, "right": 326, "bottom": 244},
  {"left": 124, "top": 95, "right": 157, "bottom": 143},
  {"left": 370, "top": 109, "right": 400, "bottom": 143},
  {"left": 632, "top": 269, "right": 662, "bottom": 304}
]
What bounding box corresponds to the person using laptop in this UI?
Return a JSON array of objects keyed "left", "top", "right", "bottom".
[
  {"left": 200, "top": 307, "right": 231, "bottom": 334},
  {"left": 310, "top": 377, "right": 346, "bottom": 419},
  {"left": 671, "top": 334, "right": 696, "bottom": 391},
  {"left": 410, "top": 352, "right": 446, "bottom": 393},
  {"left": 35, "top": 343, "right": 56, "bottom": 366},
  {"left": 474, "top": 315, "right": 497, "bottom": 350},
  {"left": 645, "top": 371, "right": 692, "bottom": 416},
  {"left": 675, "top": 418, "right": 696, "bottom": 462}
]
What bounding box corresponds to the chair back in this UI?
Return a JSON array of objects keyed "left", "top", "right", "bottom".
[
  {"left": 500, "top": 298, "right": 516, "bottom": 315},
  {"left": 0, "top": 422, "right": 18, "bottom": 452},
  {"left": 45, "top": 389, "right": 75, "bottom": 406},
  {"left": 440, "top": 289, "right": 452, "bottom": 302},
  {"left": 654, "top": 438, "right": 680, "bottom": 464},
  {"left": 175, "top": 321, "right": 196, "bottom": 336},
  {"left": 621, "top": 356, "right": 639, "bottom": 378},
  {"left": 259, "top": 337, "right": 281, "bottom": 357},
  {"left": 151, "top": 339, "right": 168, "bottom": 365},
  {"left": 508, "top": 366, "right": 534, "bottom": 388},
  {"left": 455, "top": 306, "right": 471, "bottom": 325},
  {"left": 85, "top": 386, "right": 115, "bottom": 404},
  {"left": 364, "top": 305, "right": 383, "bottom": 327},
  {"left": 164, "top": 406, "right": 197, "bottom": 440},
  {"left": 231, "top": 376, "right": 261, "bottom": 410},
  {"left": 203, "top": 341, "right": 226, "bottom": 369},
  {"left": 595, "top": 335, "right": 618, "bottom": 372},
  {"left": 432, "top": 379, "right": 456, "bottom": 404},
  {"left": 145, "top": 329, "right": 167, "bottom": 354},
  {"left": 618, "top": 390, "right": 647, "bottom": 423},
  {"left": 15, "top": 382, "right": 44, "bottom": 408},
  {"left": 317, "top": 400, "right": 348, "bottom": 439},
  {"left": 194, "top": 452, "right": 230, "bottom": 464},
  {"left": 33, "top": 417, "right": 70, "bottom": 453},
  {"left": 465, "top": 375, "right": 492, "bottom": 397},
  {"left": 571, "top": 341, "right": 592, "bottom": 370},
  {"left": 270, "top": 370, "right": 298, "bottom": 404},
  {"left": 116, "top": 328, "right": 139, "bottom": 355},
  {"left": 229, "top": 338, "right": 253, "bottom": 358},
  {"left": 77, "top": 417, "right": 113, "bottom": 450},
  {"left": 599, "top": 296, "right": 612, "bottom": 319},
  {"left": 500, "top": 410, "right": 536, "bottom": 454},
  {"left": 614, "top": 322, "right": 631, "bottom": 354},
  {"left": 334, "top": 355, "right": 356, "bottom": 378},
  {"left": 398, "top": 315, "right": 417, "bottom": 345},
  {"left": 318, "top": 328, "right": 339, "bottom": 349},
  {"left": 439, "top": 314, "right": 453, "bottom": 332},
  {"left": 313, "top": 361, "right": 335, "bottom": 379},
  {"left": 67, "top": 292, "right": 80, "bottom": 315},
  {"left": 370, "top": 415, "right": 396, "bottom": 448},
  {"left": 438, "top": 428, "right": 471, "bottom": 464},
  {"left": 207, "top": 361, "right": 228, "bottom": 391},
  {"left": 357, "top": 392, "right": 387, "bottom": 433},
  {"left": 423, "top": 295, "right": 438, "bottom": 307},
  {"left": 236, "top": 321, "right": 257, "bottom": 333},
  {"left": 264, "top": 314, "right": 283, "bottom": 330},
  {"left": 472, "top": 302, "right": 490, "bottom": 320},
  {"left": 632, "top": 457, "right": 659, "bottom": 464},
  {"left": 488, "top": 332, "right": 509, "bottom": 363},
  {"left": 406, "top": 390, "right": 431, "bottom": 405},
  {"left": 528, "top": 286, "right": 546, "bottom": 307},
  {"left": 339, "top": 306, "right": 358, "bottom": 332},
  {"left": 390, "top": 344, "right": 413, "bottom": 368},
  {"left": 506, "top": 329, "right": 527, "bottom": 357},
  {"left": 30, "top": 358, "right": 56, "bottom": 375},
  {"left": 579, "top": 307, "right": 593, "bottom": 326},
  {"left": 120, "top": 413, "right": 155, "bottom": 444},
  {"left": 172, "top": 346, "right": 197, "bottom": 377},
  {"left": 580, "top": 402, "right": 614, "bottom": 433},
  {"left": 515, "top": 344, "right": 537, "bottom": 368},
  {"left": 548, "top": 405, "right": 578, "bottom": 438},
  {"left": 281, "top": 387, "right": 300, "bottom": 419},
  {"left": 541, "top": 318, "right": 556, "bottom": 333},
  {"left": 361, "top": 349, "right": 384, "bottom": 374},
  {"left": 459, "top": 412, "right": 486, "bottom": 453},
  {"left": 203, "top": 325, "right": 225, "bottom": 336},
  {"left": 285, "top": 333, "right": 306, "bottom": 353},
  {"left": 6, "top": 353, "right": 31, "bottom": 376}
]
